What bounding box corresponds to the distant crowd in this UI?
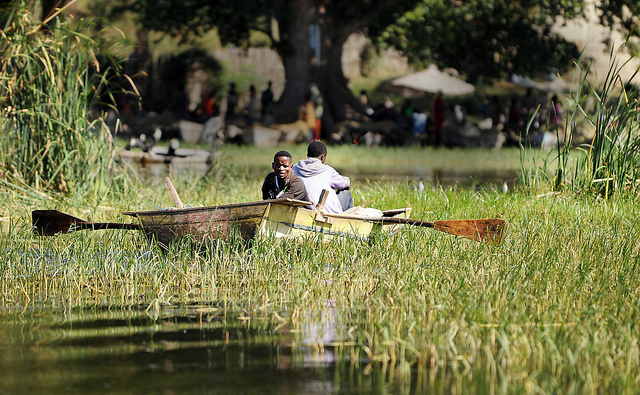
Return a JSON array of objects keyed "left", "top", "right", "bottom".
[{"left": 116, "top": 78, "right": 567, "bottom": 148}]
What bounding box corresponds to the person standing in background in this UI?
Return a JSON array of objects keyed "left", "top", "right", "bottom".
[
  {"left": 310, "top": 84, "right": 323, "bottom": 140},
  {"left": 225, "top": 82, "right": 238, "bottom": 121},
  {"left": 433, "top": 92, "right": 445, "bottom": 145},
  {"left": 303, "top": 93, "right": 316, "bottom": 142},
  {"left": 246, "top": 85, "right": 261, "bottom": 125},
  {"left": 261, "top": 81, "right": 274, "bottom": 123}
]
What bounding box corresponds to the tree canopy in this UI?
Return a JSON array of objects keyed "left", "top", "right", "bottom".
[
  {"left": 371, "top": 0, "right": 588, "bottom": 82},
  {"left": 92, "top": 0, "right": 640, "bottom": 125},
  {"left": 98, "top": 0, "right": 421, "bottom": 124}
]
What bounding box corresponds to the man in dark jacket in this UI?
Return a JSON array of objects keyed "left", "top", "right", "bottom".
[{"left": 262, "top": 150, "right": 310, "bottom": 202}]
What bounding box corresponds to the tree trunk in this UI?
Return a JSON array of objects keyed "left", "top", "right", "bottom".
[
  {"left": 273, "top": 0, "right": 414, "bottom": 132},
  {"left": 318, "top": 27, "right": 366, "bottom": 137},
  {"left": 273, "top": 0, "right": 364, "bottom": 132},
  {"left": 274, "top": 0, "right": 314, "bottom": 123}
]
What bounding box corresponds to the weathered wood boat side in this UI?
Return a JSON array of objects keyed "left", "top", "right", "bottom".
[{"left": 123, "top": 199, "right": 310, "bottom": 248}]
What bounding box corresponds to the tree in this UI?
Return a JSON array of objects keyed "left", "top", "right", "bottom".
[
  {"left": 95, "top": 0, "right": 420, "bottom": 131},
  {"left": 96, "top": 0, "right": 639, "bottom": 132},
  {"left": 370, "top": 0, "right": 588, "bottom": 83}
]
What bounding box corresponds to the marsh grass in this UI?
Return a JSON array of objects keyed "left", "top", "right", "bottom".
[
  {"left": 221, "top": 143, "right": 526, "bottom": 176},
  {"left": 1, "top": 3, "right": 638, "bottom": 392},
  {"left": 0, "top": 1, "right": 126, "bottom": 197},
  {"left": 521, "top": 43, "right": 640, "bottom": 197},
  {"left": 3, "top": 176, "right": 640, "bottom": 392}
]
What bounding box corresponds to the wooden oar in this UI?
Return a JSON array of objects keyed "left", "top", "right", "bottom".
[
  {"left": 321, "top": 212, "right": 507, "bottom": 245},
  {"left": 32, "top": 210, "right": 140, "bottom": 236},
  {"left": 388, "top": 217, "right": 506, "bottom": 245}
]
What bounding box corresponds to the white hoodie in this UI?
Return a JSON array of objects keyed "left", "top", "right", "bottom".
[{"left": 293, "top": 158, "right": 350, "bottom": 213}]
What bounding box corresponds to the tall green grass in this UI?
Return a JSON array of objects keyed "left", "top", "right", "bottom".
[
  {"left": 521, "top": 44, "right": 640, "bottom": 196},
  {"left": 2, "top": 181, "right": 640, "bottom": 393},
  {"left": 0, "top": 1, "right": 126, "bottom": 199}
]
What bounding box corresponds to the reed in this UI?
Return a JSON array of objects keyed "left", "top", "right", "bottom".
[
  {"left": 1, "top": 3, "right": 638, "bottom": 392},
  {"left": 0, "top": 1, "right": 125, "bottom": 197},
  {"left": 520, "top": 43, "right": 640, "bottom": 197},
  {"left": 3, "top": 175, "right": 640, "bottom": 392}
]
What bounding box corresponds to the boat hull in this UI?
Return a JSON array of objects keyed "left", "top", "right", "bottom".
[
  {"left": 123, "top": 199, "right": 308, "bottom": 248},
  {"left": 124, "top": 199, "right": 411, "bottom": 248},
  {"left": 260, "top": 204, "right": 411, "bottom": 242},
  {"left": 117, "top": 147, "right": 213, "bottom": 165}
]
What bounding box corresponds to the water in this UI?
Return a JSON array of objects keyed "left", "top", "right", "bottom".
[
  {"left": 343, "top": 167, "right": 518, "bottom": 188},
  {"left": 0, "top": 305, "right": 438, "bottom": 394},
  {"left": 132, "top": 161, "right": 519, "bottom": 189}
]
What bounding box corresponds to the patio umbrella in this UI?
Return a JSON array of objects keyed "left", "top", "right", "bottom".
[{"left": 391, "top": 65, "right": 475, "bottom": 95}]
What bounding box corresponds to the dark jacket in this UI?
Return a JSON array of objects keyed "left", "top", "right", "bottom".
[{"left": 262, "top": 172, "right": 310, "bottom": 202}]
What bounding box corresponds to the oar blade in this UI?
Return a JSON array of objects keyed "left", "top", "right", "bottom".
[
  {"left": 433, "top": 219, "right": 507, "bottom": 245},
  {"left": 32, "top": 210, "right": 85, "bottom": 236},
  {"left": 33, "top": 210, "right": 141, "bottom": 235}
]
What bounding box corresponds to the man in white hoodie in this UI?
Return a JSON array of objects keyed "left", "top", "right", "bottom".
[{"left": 293, "top": 140, "right": 353, "bottom": 213}]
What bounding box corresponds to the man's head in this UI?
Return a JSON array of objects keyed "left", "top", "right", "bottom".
[
  {"left": 307, "top": 140, "right": 327, "bottom": 163},
  {"left": 272, "top": 150, "right": 292, "bottom": 181}
]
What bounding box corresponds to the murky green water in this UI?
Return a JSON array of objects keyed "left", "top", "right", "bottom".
[
  {"left": 1, "top": 305, "right": 447, "bottom": 394},
  {"left": 136, "top": 161, "right": 519, "bottom": 189}
]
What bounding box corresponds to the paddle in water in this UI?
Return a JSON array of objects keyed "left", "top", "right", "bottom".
[{"left": 32, "top": 210, "right": 140, "bottom": 236}]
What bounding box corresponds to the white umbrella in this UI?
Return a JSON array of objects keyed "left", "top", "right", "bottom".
[{"left": 391, "top": 65, "right": 475, "bottom": 95}]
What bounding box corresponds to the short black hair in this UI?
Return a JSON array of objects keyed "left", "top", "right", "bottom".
[
  {"left": 273, "top": 150, "right": 292, "bottom": 161},
  {"left": 307, "top": 140, "right": 327, "bottom": 158}
]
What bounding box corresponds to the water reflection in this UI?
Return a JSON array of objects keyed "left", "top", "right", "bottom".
[
  {"left": 0, "top": 305, "right": 375, "bottom": 393},
  {"left": 2, "top": 303, "right": 493, "bottom": 393}
]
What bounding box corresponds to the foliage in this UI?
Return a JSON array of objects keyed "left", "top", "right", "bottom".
[
  {"left": 598, "top": 1, "right": 640, "bottom": 40},
  {"left": 373, "top": 0, "right": 583, "bottom": 82},
  {"left": 99, "top": 0, "right": 420, "bottom": 51},
  {"left": 96, "top": 0, "right": 275, "bottom": 48},
  {"left": 521, "top": 44, "right": 640, "bottom": 197},
  {"left": 0, "top": 1, "right": 126, "bottom": 197}
]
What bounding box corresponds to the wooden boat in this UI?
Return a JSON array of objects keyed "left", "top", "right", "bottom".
[
  {"left": 122, "top": 199, "right": 300, "bottom": 248},
  {"left": 122, "top": 198, "right": 411, "bottom": 248},
  {"left": 117, "top": 146, "right": 213, "bottom": 165},
  {"left": 34, "top": 190, "right": 506, "bottom": 247}
]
